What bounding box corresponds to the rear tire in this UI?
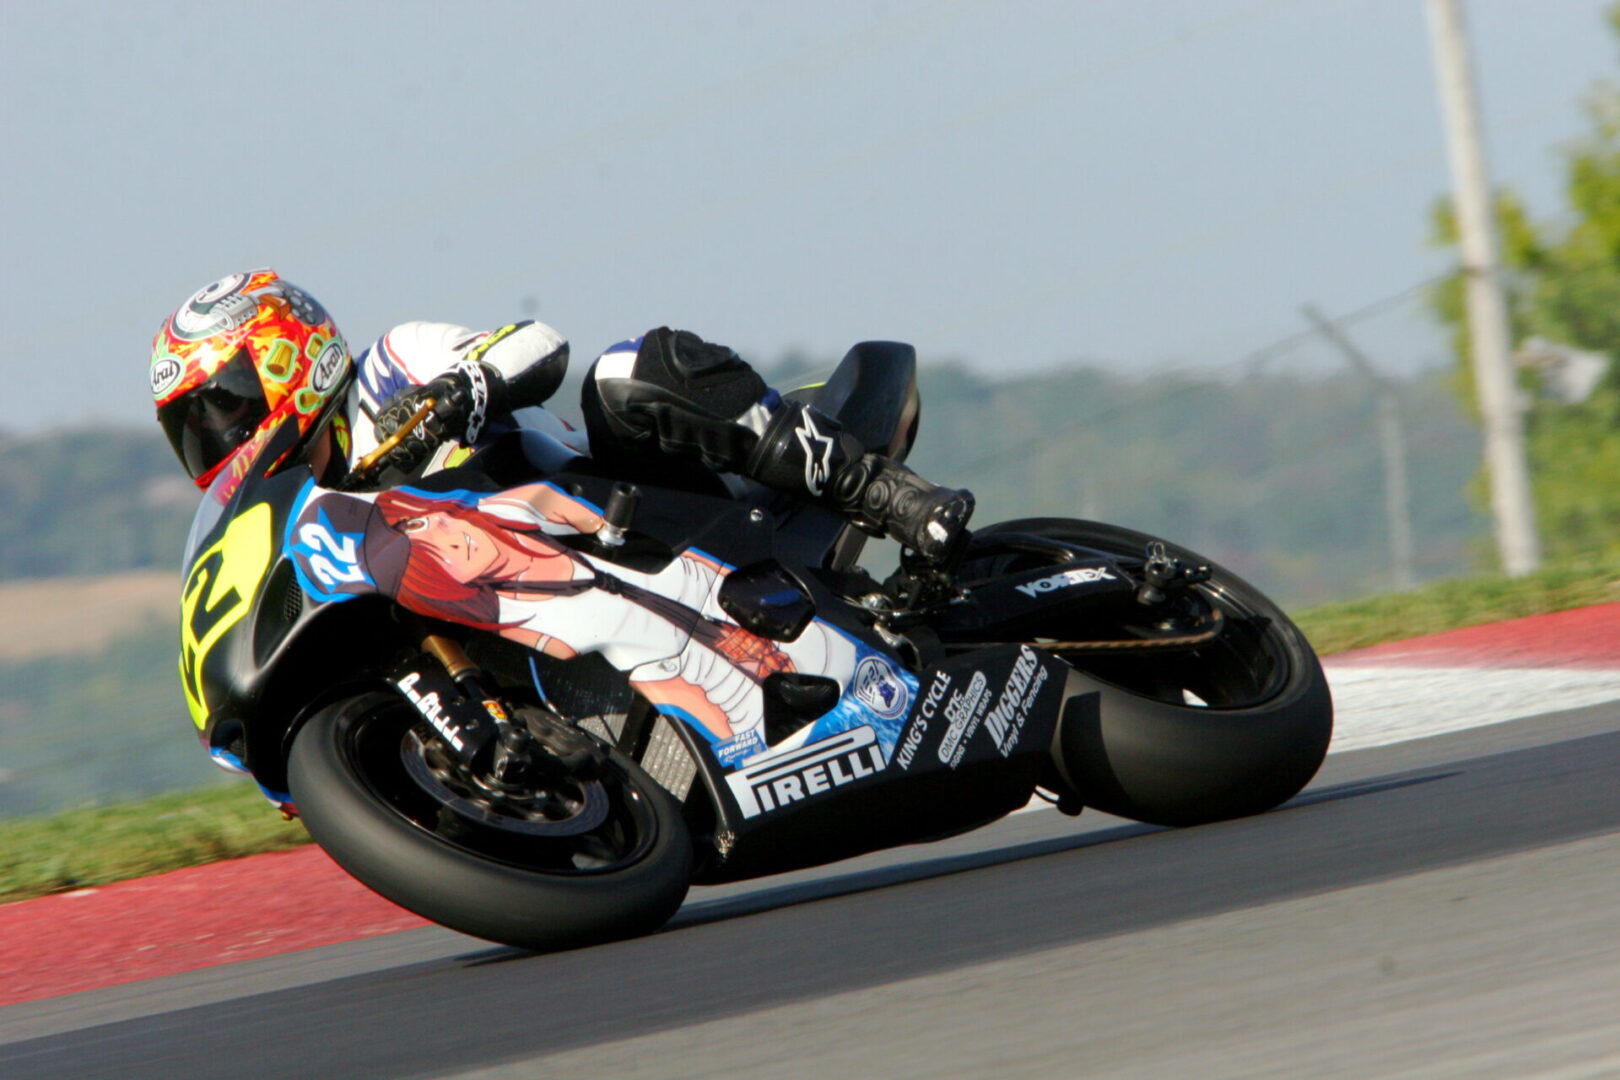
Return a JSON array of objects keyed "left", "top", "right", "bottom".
[
  {"left": 288, "top": 692, "right": 692, "bottom": 951},
  {"left": 969, "top": 519, "right": 1333, "bottom": 827}
]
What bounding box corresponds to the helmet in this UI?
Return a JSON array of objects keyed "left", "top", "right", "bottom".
[{"left": 151, "top": 269, "right": 352, "bottom": 488}]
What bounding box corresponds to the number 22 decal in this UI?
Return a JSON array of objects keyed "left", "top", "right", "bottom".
[
  {"left": 286, "top": 482, "right": 376, "bottom": 603},
  {"left": 298, "top": 520, "right": 365, "bottom": 588}
]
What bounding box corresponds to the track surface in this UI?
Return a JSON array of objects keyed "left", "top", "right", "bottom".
[{"left": 3, "top": 698, "right": 1618, "bottom": 1079}]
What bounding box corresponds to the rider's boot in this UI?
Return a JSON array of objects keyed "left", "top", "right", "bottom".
[{"left": 745, "top": 400, "right": 974, "bottom": 562}]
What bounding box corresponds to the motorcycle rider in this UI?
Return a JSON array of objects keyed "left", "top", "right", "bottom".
[{"left": 150, "top": 268, "right": 973, "bottom": 559}]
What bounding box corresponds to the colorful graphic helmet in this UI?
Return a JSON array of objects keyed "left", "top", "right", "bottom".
[{"left": 152, "top": 269, "right": 352, "bottom": 487}]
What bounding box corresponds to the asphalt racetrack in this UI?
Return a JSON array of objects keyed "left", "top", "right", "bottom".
[{"left": 3, "top": 698, "right": 1618, "bottom": 1078}]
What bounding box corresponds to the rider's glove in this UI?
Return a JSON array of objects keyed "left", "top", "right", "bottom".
[{"left": 373, "top": 360, "right": 507, "bottom": 474}]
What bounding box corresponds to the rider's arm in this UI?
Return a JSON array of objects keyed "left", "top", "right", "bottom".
[
  {"left": 356, "top": 320, "right": 569, "bottom": 420},
  {"left": 356, "top": 321, "right": 573, "bottom": 473}
]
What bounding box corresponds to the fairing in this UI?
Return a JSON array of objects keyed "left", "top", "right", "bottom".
[{"left": 177, "top": 415, "right": 1079, "bottom": 875}]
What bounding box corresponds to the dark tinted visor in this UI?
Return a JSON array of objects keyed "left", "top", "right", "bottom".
[{"left": 157, "top": 348, "right": 271, "bottom": 480}]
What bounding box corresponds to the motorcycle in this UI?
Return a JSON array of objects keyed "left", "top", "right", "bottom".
[{"left": 178, "top": 341, "right": 1332, "bottom": 951}]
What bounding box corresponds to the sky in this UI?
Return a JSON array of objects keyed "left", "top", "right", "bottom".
[{"left": 2, "top": 0, "right": 1615, "bottom": 433}]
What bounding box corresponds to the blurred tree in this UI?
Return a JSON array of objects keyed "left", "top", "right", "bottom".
[{"left": 1430, "top": 1, "right": 1620, "bottom": 561}]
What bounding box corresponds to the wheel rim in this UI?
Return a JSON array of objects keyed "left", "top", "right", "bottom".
[
  {"left": 339, "top": 699, "right": 660, "bottom": 875},
  {"left": 401, "top": 730, "right": 612, "bottom": 837}
]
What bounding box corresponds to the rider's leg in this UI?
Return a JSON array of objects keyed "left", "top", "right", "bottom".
[
  {"left": 582, "top": 328, "right": 973, "bottom": 559},
  {"left": 742, "top": 399, "right": 973, "bottom": 561}
]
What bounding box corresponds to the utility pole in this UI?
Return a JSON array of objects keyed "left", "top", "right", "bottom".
[
  {"left": 1426, "top": 0, "right": 1541, "bottom": 575},
  {"left": 1303, "top": 305, "right": 1419, "bottom": 591}
]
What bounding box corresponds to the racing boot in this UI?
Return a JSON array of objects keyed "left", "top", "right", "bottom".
[{"left": 746, "top": 400, "right": 974, "bottom": 561}]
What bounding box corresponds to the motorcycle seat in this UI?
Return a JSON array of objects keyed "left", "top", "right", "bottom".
[{"left": 783, "top": 341, "right": 920, "bottom": 463}]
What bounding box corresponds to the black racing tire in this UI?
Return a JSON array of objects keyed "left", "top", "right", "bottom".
[
  {"left": 969, "top": 518, "right": 1333, "bottom": 827},
  {"left": 287, "top": 692, "right": 692, "bottom": 952}
]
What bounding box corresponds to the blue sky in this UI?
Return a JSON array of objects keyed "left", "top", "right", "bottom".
[{"left": 3, "top": 0, "right": 1614, "bottom": 432}]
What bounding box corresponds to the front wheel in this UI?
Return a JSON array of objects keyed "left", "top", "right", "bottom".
[
  {"left": 287, "top": 692, "right": 692, "bottom": 951},
  {"left": 965, "top": 518, "right": 1333, "bottom": 827}
]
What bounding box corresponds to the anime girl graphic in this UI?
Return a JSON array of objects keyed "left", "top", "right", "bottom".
[{"left": 289, "top": 480, "right": 863, "bottom": 767}]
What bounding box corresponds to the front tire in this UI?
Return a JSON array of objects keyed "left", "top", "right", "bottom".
[
  {"left": 288, "top": 692, "right": 692, "bottom": 951},
  {"left": 968, "top": 519, "right": 1333, "bottom": 827}
]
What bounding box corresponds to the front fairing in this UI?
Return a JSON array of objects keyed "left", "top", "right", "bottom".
[{"left": 178, "top": 418, "right": 320, "bottom": 742}]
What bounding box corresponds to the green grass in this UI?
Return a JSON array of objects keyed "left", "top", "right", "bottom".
[
  {"left": 1293, "top": 558, "right": 1620, "bottom": 656},
  {"left": 0, "top": 782, "right": 308, "bottom": 905},
  {"left": 4, "top": 559, "right": 1620, "bottom": 906}
]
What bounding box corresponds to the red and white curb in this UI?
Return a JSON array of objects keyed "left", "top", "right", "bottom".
[{"left": 1324, "top": 602, "right": 1620, "bottom": 754}]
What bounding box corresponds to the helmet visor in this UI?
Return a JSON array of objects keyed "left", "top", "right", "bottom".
[{"left": 157, "top": 348, "right": 271, "bottom": 480}]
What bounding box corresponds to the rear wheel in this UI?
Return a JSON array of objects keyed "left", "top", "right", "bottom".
[
  {"left": 964, "top": 518, "right": 1333, "bottom": 826},
  {"left": 288, "top": 692, "right": 692, "bottom": 951}
]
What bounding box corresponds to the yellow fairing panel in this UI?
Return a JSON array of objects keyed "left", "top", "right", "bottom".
[{"left": 179, "top": 502, "right": 273, "bottom": 729}]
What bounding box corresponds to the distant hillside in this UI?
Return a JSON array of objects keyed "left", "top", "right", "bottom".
[
  {"left": 896, "top": 362, "right": 1485, "bottom": 605},
  {"left": 0, "top": 428, "right": 193, "bottom": 579},
  {"left": 0, "top": 362, "right": 1486, "bottom": 604}
]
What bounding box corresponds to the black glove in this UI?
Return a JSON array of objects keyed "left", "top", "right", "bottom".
[{"left": 373, "top": 360, "right": 506, "bottom": 474}]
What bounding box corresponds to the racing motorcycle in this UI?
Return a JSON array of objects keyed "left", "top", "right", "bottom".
[{"left": 179, "top": 342, "right": 1331, "bottom": 951}]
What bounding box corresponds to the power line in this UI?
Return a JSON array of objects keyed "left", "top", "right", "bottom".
[{"left": 938, "top": 274, "right": 1448, "bottom": 476}]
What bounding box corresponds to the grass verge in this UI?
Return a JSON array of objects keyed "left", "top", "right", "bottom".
[
  {"left": 0, "top": 783, "right": 308, "bottom": 905},
  {"left": 4, "top": 560, "right": 1619, "bottom": 906},
  {"left": 1293, "top": 559, "right": 1620, "bottom": 656}
]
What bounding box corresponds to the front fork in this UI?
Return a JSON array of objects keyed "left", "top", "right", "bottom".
[{"left": 389, "top": 613, "right": 607, "bottom": 787}]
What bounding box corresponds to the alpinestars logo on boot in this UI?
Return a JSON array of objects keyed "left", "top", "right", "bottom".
[{"left": 794, "top": 411, "right": 836, "bottom": 497}]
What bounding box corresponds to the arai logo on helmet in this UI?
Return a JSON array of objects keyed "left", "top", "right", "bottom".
[
  {"left": 172, "top": 273, "right": 258, "bottom": 341},
  {"left": 853, "top": 655, "right": 911, "bottom": 721},
  {"left": 149, "top": 356, "right": 183, "bottom": 398},
  {"left": 310, "top": 340, "right": 348, "bottom": 395}
]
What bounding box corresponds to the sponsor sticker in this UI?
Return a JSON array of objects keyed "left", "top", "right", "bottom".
[
  {"left": 896, "top": 670, "right": 951, "bottom": 769},
  {"left": 149, "top": 356, "right": 184, "bottom": 398},
  {"left": 726, "top": 726, "right": 885, "bottom": 818},
  {"left": 983, "top": 645, "right": 1049, "bottom": 757},
  {"left": 1015, "top": 565, "right": 1117, "bottom": 599},
  {"left": 853, "top": 655, "right": 911, "bottom": 721},
  {"left": 937, "top": 670, "right": 992, "bottom": 768},
  {"left": 397, "top": 671, "right": 466, "bottom": 751},
  {"left": 310, "top": 340, "right": 347, "bottom": 395},
  {"left": 715, "top": 729, "right": 766, "bottom": 769}
]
